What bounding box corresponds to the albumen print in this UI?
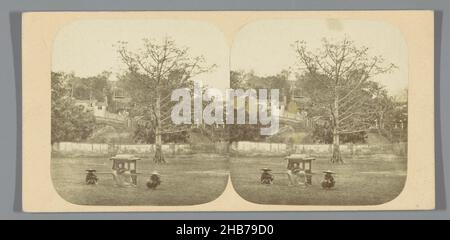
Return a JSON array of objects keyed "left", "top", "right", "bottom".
[{"left": 21, "top": 11, "right": 434, "bottom": 211}]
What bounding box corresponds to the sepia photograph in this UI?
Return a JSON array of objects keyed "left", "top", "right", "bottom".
[
  {"left": 51, "top": 17, "right": 412, "bottom": 206},
  {"left": 21, "top": 11, "right": 434, "bottom": 211},
  {"left": 229, "top": 19, "right": 408, "bottom": 205},
  {"left": 50, "top": 19, "right": 230, "bottom": 205},
  {"left": 0, "top": 0, "right": 449, "bottom": 225}
]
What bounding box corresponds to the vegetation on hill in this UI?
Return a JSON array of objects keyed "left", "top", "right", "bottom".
[{"left": 51, "top": 72, "right": 96, "bottom": 144}]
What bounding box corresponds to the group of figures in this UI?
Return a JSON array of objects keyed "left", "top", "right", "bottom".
[
  {"left": 85, "top": 168, "right": 161, "bottom": 189},
  {"left": 260, "top": 154, "right": 336, "bottom": 189},
  {"left": 84, "top": 154, "right": 162, "bottom": 189},
  {"left": 260, "top": 167, "right": 335, "bottom": 189}
]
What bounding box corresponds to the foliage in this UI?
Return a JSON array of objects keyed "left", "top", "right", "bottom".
[
  {"left": 232, "top": 70, "right": 292, "bottom": 103},
  {"left": 227, "top": 70, "right": 280, "bottom": 143},
  {"left": 65, "top": 71, "right": 112, "bottom": 102},
  {"left": 51, "top": 72, "right": 96, "bottom": 144},
  {"left": 311, "top": 121, "right": 367, "bottom": 144},
  {"left": 379, "top": 99, "right": 408, "bottom": 142},
  {"left": 226, "top": 110, "right": 267, "bottom": 143}
]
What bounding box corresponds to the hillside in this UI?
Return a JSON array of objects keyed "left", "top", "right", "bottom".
[
  {"left": 87, "top": 124, "right": 134, "bottom": 144},
  {"left": 366, "top": 132, "right": 391, "bottom": 145}
]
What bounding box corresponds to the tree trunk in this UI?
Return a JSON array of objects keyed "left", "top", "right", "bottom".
[
  {"left": 331, "top": 86, "right": 343, "bottom": 164},
  {"left": 331, "top": 131, "right": 343, "bottom": 163},
  {"left": 154, "top": 93, "right": 166, "bottom": 164}
]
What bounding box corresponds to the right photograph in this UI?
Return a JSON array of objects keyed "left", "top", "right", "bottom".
[{"left": 229, "top": 19, "right": 408, "bottom": 205}]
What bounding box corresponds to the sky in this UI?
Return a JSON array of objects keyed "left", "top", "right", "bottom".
[
  {"left": 231, "top": 19, "right": 408, "bottom": 96},
  {"left": 53, "top": 18, "right": 408, "bottom": 97},
  {"left": 52, "top": 19, "right": 230, "bottom": 90}
]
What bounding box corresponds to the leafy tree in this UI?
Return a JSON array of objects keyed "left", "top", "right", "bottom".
[
  {"left": 238, "top": 71, "right": 292, "bottom": 104},
  {"left": 226, "top": 113, "right": 266, "bottom": 142},
  {"left": 294, "top": 38, "right": 396, "bottom": 163},
  {"left": 380, "top": 93, "right": 408, "bottom": 142},
  {"left": 230, "top": 70, "right": 248, "bottom": 89},
  {"left": 67, "top": 71, "right": 111, "bottom": 102},
  {"left": 51, "top": 72, "right": 96, "bottom": 144},
  {"left": 225, "top": 71, "right": 274, "bottom": 143},
  {"left": 116, "top": 37, "right": 214, "bottom": 163}
]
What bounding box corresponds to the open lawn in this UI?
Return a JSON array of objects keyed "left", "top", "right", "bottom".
[
  {"left": 230, "top": 154, "right": 407, "bottom": 205},
  {"left": 52, "top": 152, "right": 406, "bottom": 206},
  {"left": 51, "top": 154, "right": 228, "bottom": 206}
]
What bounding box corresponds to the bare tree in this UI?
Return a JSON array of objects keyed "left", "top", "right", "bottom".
[
  {"left": 117, "top": 37, "right": 214, "bottom": 163},
  {"left": 294, "top": 37, "right": 396, "bottom": 163}
]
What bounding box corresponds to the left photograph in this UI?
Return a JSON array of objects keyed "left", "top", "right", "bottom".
[{"left": 50, "top": 19, "right": 230, "bottom": 206}]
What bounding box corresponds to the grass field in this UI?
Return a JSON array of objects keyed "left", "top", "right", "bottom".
[
  {"left": 52, "top": 152, "right": 406, "bottom": 206},
  {"left": 230, "top": 154, "right": 407, "bottom": 205},
  {"left": 51, "top": 154, "right": 228, "bottom": 206}
]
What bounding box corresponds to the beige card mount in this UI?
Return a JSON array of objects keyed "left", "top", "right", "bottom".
[{"left": 22, "top": 11, "right": 434, "bottom": 212}]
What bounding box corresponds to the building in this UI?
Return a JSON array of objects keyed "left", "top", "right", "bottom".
[{"left": 74, "top": 98, "right": 108, "bottom": 118}]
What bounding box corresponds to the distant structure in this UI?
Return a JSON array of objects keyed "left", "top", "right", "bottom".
[
  {"left": 74, "top": 98, "right": 108, "bottom": 118},
  {"left": 277, "top": 71, "right": 314, "bottom": 129},
  {"left": 110, "top": 81, "right": 133, "bottom": 113},
  {"left": 73, "top": 81, "right": 133, "bottom": 127}
]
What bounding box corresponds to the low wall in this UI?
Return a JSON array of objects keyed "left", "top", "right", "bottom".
[
  {"left": 53, "top": 141, "right": 407, "bottom": 156},
  {"left": 231, "top": 141, "right": 407, "bottom": 156},
  {"left": 53, "top": 142, "right": 191, "bottom": 155},
  {"left": 231, "top": 141, "right": 286, "bottom": 154}
]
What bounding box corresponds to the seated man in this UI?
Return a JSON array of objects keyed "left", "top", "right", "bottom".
[
  {"left": 287, "top": 163, "right": 307, "bottom": 186},
  {"left": 112, "top": 167, "right": 136, "bottom": 187},
  {"left": 85, "top": 169, "right": 98, "bottom": 185},
  {"left": 146, "top": 171, "right": 161, "bottom": 189},
  {"left": 321, "top": 170, "right": 335, "bottom": 189},
  {"left": 260, "top": 168, "right": 274, "bottom": 185}
]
